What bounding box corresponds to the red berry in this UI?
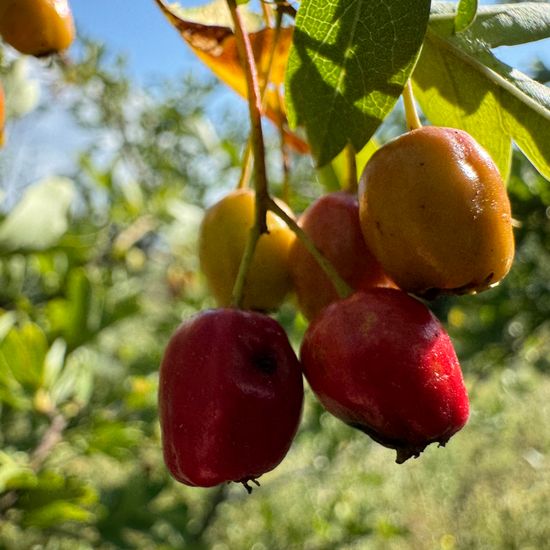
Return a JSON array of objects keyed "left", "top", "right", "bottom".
[
  {"left": 300, "top": 289, "right": 469, "bottom": 463},
  {"left": 289, "top": 191, "right": 393, "bottom": 320},
  {"left": 159, "top": 309, "right": 303, "bottom": 489}
]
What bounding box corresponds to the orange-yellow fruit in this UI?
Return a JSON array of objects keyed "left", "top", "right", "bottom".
[
  {"left": 359, "top": 126, "right": 515, "bottom": 296},
  {"left": 289, "top": 191, "right": 393, "bottom": 321},
  {"left": 199, "top": 189, "right": 294, "bottom": 311},
  {"left": 0, "top": 0, "right": 75, "bottom": 57}
]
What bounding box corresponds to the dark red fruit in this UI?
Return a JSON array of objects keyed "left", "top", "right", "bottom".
[
  {"left": 300, "top": 289, "right": 469, "bottom": 463},
  {"left": 289, "top": 191, "right": 393, "bottom": 320},
  {"left": 159, "top": 308, "right": 303, "bottom": 489}
]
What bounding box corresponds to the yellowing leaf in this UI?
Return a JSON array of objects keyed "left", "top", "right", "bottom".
[{"left": 155, "top": 0, "right": 308, "bottom": 154}]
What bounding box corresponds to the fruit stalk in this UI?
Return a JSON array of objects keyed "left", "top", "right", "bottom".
[
  {"left": 403, "top": 80, "right": 422, "bottom": 131},
  {"left": 268, "top": 198, "right": 353, "bottom": 299}
]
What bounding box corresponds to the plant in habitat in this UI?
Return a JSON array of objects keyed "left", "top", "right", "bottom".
[
  {"left": 151, "top": 0, "right": 550, "bottom": 490},
  {"left": 0, "top": 0, "right": 549, "bottom": 543},
  {"left": 0, "top": 0, "right": 75, "bottom": 57}
]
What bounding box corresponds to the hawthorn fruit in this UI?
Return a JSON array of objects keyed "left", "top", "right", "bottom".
[
  {"left": 289, "top": 191, "right": 393, "bottom": 320},
  {"left": 159, "top": 308, "right": 303, "bottom": 489},
  {"left": 358, "top": 126, "right": 515, "bottom": 297},
  {"left": 199, "top": 189, "right": 294, "bottom": 311},
  {"left": 300, "top": 288, "right": 469, "bottom": 463},
  {"left": 0, "top": 0, "right": 75, "bottom": 57}
]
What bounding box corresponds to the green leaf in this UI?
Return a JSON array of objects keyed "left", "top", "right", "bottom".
[
  {"left": 413, "top": 26, "right": 550, "bottom": 181},
  {"left": 286, "top": 0, "right": 431, "bottom": 166},
  {"left": 43, "top": 338, "right": 67, "bottom": 389},
  {"left": 0, "top": 323, "right": 48, "bottom": 390},
  {"left": 17, "top": 471, "right": 98, "bottom": 529},
  {"left": 316, "top": 139, "right": 379, "bottom": 191},
  {"left": 455, "top": 0, "right": 477, "bottom": 33},
  {"left": 0, "top": 311, "right": 17, "bottom": 341},
  {"left": 432, "top": 3, "right": 550, "bottom": 47},
  {"left": 0, "top": 177, "right": 75, "bottom": 253},
  {"left": 2, "top": 57, "right": 41, "bottom": 118},
  {"left": 0, "top": 452, "right": 37, "bottom": 493},
  {"left": 50, "top": 349, "right": 94, "bottom": 408}
]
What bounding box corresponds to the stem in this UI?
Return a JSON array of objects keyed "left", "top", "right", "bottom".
[
  {"left": 227, "top": 0, "right": 271, "bottom": 306},
  {"left": 345, "top": 143, "right": 358, "bottom": 193},
  {"left": 237, "top": 12, "right": 282, "bottom": 192},
  {"left": 272, "top": 10, "right": 291, "bottom": 204},
  {"left": 30, "top": 413, "right": 67, "bottom": 470},
  {"left": 231, "top": 223, "right": 261, "bottom": 308},
  {"left": 403, "top": 80, "right": 422, "bottom": 131},
  {"left": 261, "top": 1, "right": 273, "bottom": 27},
  {"left": 190, "top": 485, "right": 227, "bottom": 542},
  {"left": 0, "top": 412, "right": 67, "bottom": 516},
  {"left": 268, "top": 199, "right": 353, "bottom": 299},
  {"left": 274, "top": 1, "right": 297, "bottom": 18},
  {"left": 278, "top": 96, "right": 291, "bottom": 204},
  {"left": 237, "top": 139, "right": 253, "bottom": 189}
]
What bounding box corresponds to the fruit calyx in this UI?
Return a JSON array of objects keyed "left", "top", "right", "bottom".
[{"left": 347, "top": 421, "right": 451, "bottom": 464}]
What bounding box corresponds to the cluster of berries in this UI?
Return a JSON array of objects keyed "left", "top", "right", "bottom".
[{"left": 160, "top": 127, "right": 514, "bottom": 490}]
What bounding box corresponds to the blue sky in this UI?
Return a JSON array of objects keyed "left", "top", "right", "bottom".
[
  {"left": 69, "top": 1, "right": 550, "bottom": 82},
  {"left": 70, "top": 0, "right": 200, "bottom": 81}
]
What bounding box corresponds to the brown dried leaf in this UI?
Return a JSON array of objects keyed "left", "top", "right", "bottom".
[{"left": 154, "top": 0, "right": 308, "bottom": 154}]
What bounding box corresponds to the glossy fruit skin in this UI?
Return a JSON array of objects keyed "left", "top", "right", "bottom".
[
  {"left": 301, "top": 288, "right": 469, "bottom": 463},
  {"left": 0, "top": 0, "right": 75, "bottom": 57},
  {"left": 359, "top": 127, "right": 515, "bottom": 297},
  {"left": 199, "top": 189, "right": 294, "bottom": 311},
  {"left": 159, "top": 308, "right": 303, "bottom": 487},
  {"left": 289, "top": 191, "right": 393, "bottom": 320}
]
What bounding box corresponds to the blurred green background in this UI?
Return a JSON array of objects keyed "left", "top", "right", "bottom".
[{"left": 0, "top": 35, "right": 549, "bottom": 549}]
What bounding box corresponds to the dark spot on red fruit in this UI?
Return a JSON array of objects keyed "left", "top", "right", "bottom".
[
  {"left": 252, "top": 350, "right": 278, "bottom": 374},
  {"left": 375, "top": 221, "right": 383, "bottom": 234}
]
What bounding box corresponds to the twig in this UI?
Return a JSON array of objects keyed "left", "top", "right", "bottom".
[
  {"left": 227, "top": 0, "right": 271, "bottom": 307},
  {"left": 0, "top": 412, "right": 67, "bottom": 516}
]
